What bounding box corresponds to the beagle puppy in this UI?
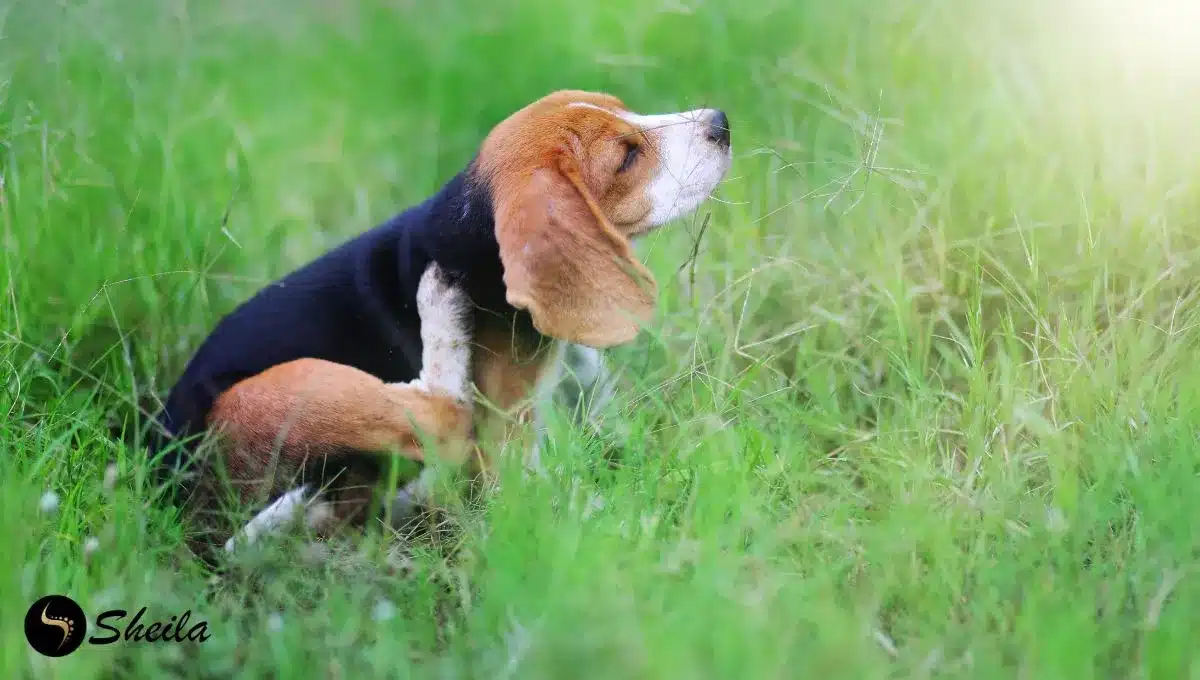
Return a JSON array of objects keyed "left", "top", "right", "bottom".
[{"left": 152, "top": 89, "right": 732, "bottom": 550}]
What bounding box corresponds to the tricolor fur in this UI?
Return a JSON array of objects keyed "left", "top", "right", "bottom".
[{"left": 152, "top": 90, "right": 732, "bottom": 550}]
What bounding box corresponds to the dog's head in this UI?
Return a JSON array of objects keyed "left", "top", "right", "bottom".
[{"left": 477, "top": 90, "right": 732, "bottom": 348}]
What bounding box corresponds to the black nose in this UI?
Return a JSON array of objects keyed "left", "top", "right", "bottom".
[{"left": 706, "top": 110, "right": 730, "bottom": 148}]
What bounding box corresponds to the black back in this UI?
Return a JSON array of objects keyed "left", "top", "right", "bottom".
[{"left": 151, "top": 166, "right": 521, "bottom": 478}]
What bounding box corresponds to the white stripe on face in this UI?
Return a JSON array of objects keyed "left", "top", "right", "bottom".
[
  {"left": 617, "top": 109, "right": 732, "bottom": 227},
  {"left": 568, "top": 101, "right": 732, "bottom": 230}
]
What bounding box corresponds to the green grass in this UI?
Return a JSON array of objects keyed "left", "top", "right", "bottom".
[{"left": 4, "top": 0, "right": 1200, "bottom": 677}]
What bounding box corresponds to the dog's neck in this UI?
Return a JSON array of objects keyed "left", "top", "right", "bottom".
[
  {"left": 419, "top": 167, "right": 499, "bottom": 285},
  {"left": 416, "top": 164, "right": 550, "bottom": 355},
  {"left": 409, "top": 165, "right": 562, "bottom": 415}
]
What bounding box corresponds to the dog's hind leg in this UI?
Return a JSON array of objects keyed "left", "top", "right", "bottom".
[{"left": 214, "top": 262, "right": 478, "bottom": 549}]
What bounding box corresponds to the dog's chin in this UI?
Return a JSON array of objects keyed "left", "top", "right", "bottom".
[{"left": 629, "top": 189, "right": 723, "bottom": 239}]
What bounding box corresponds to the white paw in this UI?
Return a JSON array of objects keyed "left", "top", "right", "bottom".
[
  {"left": 224, "top": 485, "right": 311, "bottom": 554},
  {"left": 387, "top": 468, "right": 437, "bottom": 526}
]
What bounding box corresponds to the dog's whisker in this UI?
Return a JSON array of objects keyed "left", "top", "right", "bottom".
[{"left": 707, "top": 195, "right": 750, "bottom": 206}]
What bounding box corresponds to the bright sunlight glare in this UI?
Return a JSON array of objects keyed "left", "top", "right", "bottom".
[{"left": 1087, "top": 0, "right": 1200, "bottom": 65}]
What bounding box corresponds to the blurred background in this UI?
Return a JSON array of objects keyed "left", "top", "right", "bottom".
[
  {"left": 3, "top": 0, "right": 1199, "bottom": 677},
  {"left": 5, "top": 0, "right": 1200, "bottom": 386}
]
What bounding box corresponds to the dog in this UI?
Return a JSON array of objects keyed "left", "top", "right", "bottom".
[{"left": 151, "top": 89, "right": 732, "bottom": 551}]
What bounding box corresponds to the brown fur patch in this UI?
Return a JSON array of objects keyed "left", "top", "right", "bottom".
[
  {"left": 478, "top": 90, "right": 662, "bottom": 348},
  {"left": 454, "top": 309, "right": 560, "bottom": 475},
  {"left": 207, "top": 358, "right": 472, "bottom": 502}
]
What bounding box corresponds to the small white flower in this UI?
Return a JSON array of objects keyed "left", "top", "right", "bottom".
[
  {"left": 372, "top": 599, "right": 396, "bottom": 622},
  {"left": 103, "top": 464, "right": 119, "bottom": 492},
  {"left": 39, "top": 491, "right": 60, "bottom": 514},
  {"left": 267, "top": 613, "right": 284, "bottom": 632},
  {"left": 83, "top": 536, "right": 101, "bottom": 558}
]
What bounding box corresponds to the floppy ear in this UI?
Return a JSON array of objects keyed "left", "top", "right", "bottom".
[{"left": 494, "top": 153, "right": 658, "bottom": 348}]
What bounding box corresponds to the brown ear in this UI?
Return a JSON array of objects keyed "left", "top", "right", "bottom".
[{"left": 494, "top": 154, "right": 657, "bottom": 348}]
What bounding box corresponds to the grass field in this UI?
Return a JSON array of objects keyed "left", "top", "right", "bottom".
[{"left": 4, "top": 0, "right": 1200, "bottom": 677}]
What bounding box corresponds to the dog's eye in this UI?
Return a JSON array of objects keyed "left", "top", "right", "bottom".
[{"left": 617, "top": 143, "right": 640, "bottom": 173}]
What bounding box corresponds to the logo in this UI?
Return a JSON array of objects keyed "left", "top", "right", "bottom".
[
  {"left": 24, "top": 595, "right": 211, "bottom": 657},
  {"left": 25, "top": 595, "right": 87, "bottom": 657}
]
